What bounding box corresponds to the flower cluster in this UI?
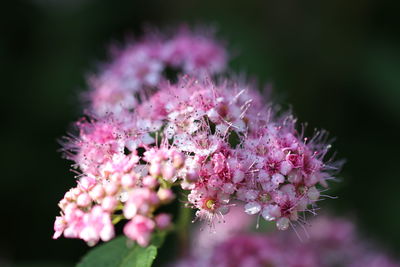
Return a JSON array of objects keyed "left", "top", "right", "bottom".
[
  {"left": 88, "top": 27, "right": 227, "bottom": 116},
  {"left": 54, "top": 145, "right": 181, "bottom": 246},
  {"left": 175, "top": 215, "right": 400, "bottom": 267},
  {"left": 54, "top": 26, "right": 341, "bottom": 247}
]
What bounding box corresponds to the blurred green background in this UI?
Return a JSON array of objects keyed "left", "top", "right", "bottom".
[{"left": 2, "top": 0, "right": 400, "bottom": 265}]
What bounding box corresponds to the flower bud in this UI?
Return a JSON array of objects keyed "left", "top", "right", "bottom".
[
  {"left": 162, "top": 164, "right": 176, "bottom": 181},
  {"left": 121, "top": 174, "right": 135, "bottom": 188},
  {"left": 244, "top": 201, "right": 261, "bottom": 215},
  {"left": 233, "top": 170, "right": 245, "bottom": 184},
  {"left": 89, "top": 184, "right": 105, "bottom": 201},
  {"left": 149, "top": 162, "right": 161, "bottom": 178},
  {"left": 155, "top": 213, "right": 172, "bottom": 230},
  {"left": 105, "top": 182, "right": 119, "bottom": 196},
  {"left": 173, "top": 152, "right": 185, "bottom": 169},
  {"left": 142, "top": 175, "right": 159, "bottom": 189},
  {"left": 307, "top": 186, "right": 320, "bottom": 201},
  {"left": 157, "top": 188, "right": 175, "bottom": 204},
  {"left": 276, "top": 217, "right": 290, "bottom": 230},
  {"left": 77, "top": 193, "right": 92, "bottom": 207},
  {"left": 102, "top": 196, "right": 118, "bottom": 212}
]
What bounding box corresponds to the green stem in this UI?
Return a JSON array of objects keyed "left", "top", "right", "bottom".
[
  {"left": 111, "top": 214, "right": 124, "bottom": 224},
  {"left": 158, "top": 178, "right": 172, "bottom": 189},
  {"left": 176, "top": 201, "right": 191, "bottom": 257}
]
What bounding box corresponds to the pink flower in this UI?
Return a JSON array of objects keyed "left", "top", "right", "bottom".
[
  {"left": 123, "top": 188, "right": 160, "bottom": 219},
  {"left": 162, "top": 28, "right": 227, "bottom": 74},
  {"left": 124, "top": 215, "right": 155, "bottom": 247},
  {"left": 87, "top": 27, "right": 227, "bottom": 116},
  {"left": 79, "top": 206, "right": 115, "bottom": 245},
  {"left": 174, "top": 215, "right": 400, "bottom": 267},
  {"left": 54, "top": 25, "right": 342, "bottom": 247},
  {"left": 155, "top": 213, "right": 172, "bottom": 230},
  {"left": 52, "top": 216, "right": 66, "bottom": 239}
]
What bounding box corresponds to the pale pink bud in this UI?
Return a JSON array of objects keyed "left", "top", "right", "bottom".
[
  {"left": 261, "top": 205, "right": 281, "bottom": 221},
  {"left": 157, "top": 188, "right": 175, "bottom": 203},
  {"left": 148, "top": 191, "right": 160, "bottom": 206},
  {"left": 58, "top": 199, "right": 68, "bottom": 209},
  {"left": 64, "top": 203, "right": 78, "bottom": 221},
  {"left": 258, "top": 170, "right": 270, "bottom": 182},
  {"left": 261, "top": 181, "right": 275, "bottom": 191},
  {"left": 53, "top": 216, "right": 66, "bottom": 239},
  {"left": 121, "top": 174, "right": 135, "bottom": 188},
  {"left": 281, "top": 184, "right": 296, "bottom": 197},
  {"left": 100, "top": 224, "right": 115, "bottom": 242},
  {"left": 232, "top": 170, "right": 245, "bottom": 184},
  {"left": 276, "top": 217, "right": 290, "bottom": 230},
  {"left": 152, "top": 153, "right": 164, "bottom": 163},
  {"left": 244, "top": 201, "right": 261, "bottom": 215},
  {"left": 142, "top": 176, "right": 158, "bottom": 189},
  {"left": 155, "top": 213, "right": 172, "bottom": 230},
  {"left": 63, "top": 226, "right": 77, "bottom": 239},
  {"left": 186, "top": 170, "right": 199, "bottom": 183},
  {"left": 64, "top": 191, "right": 74, "bottom": 201},
  {"left": 222, "top": 183, "right": 235, "bottom": 194},
  {"left": 137, "top": 203, "right": 151, "bottom": 215},
  {"left": 162, "top": 164, "right": 176, "bottom": 181},
  {"left": 77, "top": 193, "right": 92, "bottom": 207},
  {"left": 89, "top": 184, "right": 105, "bottom": 201},
  {"left": 80, "top": 226, "right": 99, "bottom": 245},
  {"left": 71, "top": 188, "right": 81, "bottom": 199},
  {"left": 105, "top": 182, "right": 119, "bottom": 196},
  {"left": 272, "top": 173, "right": 285, "bottom": 185},
  {"left": 244, "top": 189, "right": 258, "bottom": 201},
  {"left": 102, "top": 196, "right": 118, "bottom": 211},
  {"left": 173, "top": 152, "right": 185, "bottom": 169},
  {"left": 149, "top": 162, "right": 162, "bottom": 177},
  {"left": 279, "top": 160, "right": 293, "bottom": 175},
  {"left": 123, "top": 202, "right": 137, "bottom": 219},
  {"left": 123, "top": 215, "right": 155, "bottom": 247}
]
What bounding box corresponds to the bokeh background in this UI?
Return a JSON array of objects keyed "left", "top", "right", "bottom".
[{"left": 2, "top": 0, "right": 400, "bottom": 266}]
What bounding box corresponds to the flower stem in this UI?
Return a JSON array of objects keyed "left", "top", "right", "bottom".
[{"left": 176, "top": 201, "right": 191, "bottom": 257}]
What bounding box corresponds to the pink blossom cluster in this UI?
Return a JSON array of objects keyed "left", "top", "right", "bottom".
[
  {"left": 54, "top": 144, "right": 179, "bottom": 246},
  {"left": 88, "top": 27, "right": 227, "bottom": 116},
  {"left": 175, "top": 215, "right": 399, "bottom": 267},
  {"left": 54, "top": 27, "right": 340, "bottom": 247}
]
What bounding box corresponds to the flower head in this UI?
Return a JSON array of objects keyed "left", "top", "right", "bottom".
[
  {"left": 54, "top": 26, "right": 342, "bottom": 247},
  {"left": 87, "top": 27, "right": 227, "bottom": 116},
  {"left": 174, "top": 215, "right": 400, "bottom": 267}
]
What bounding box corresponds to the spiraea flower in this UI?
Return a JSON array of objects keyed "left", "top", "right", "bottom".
[
  {"left": 55, "top": 144, "right": 183, "bottom": 246},
  {"left": 174, "top": 215, "right": 400, "bottom": 267},
  {"left": 87, "top": 27, "right": 227, "bottom": 116},
  {"left": 54, "top": 26, "right": 341, "bottom": 247}
]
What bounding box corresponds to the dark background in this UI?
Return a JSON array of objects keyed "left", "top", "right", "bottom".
[{"left": 2, "top": 0, "right": 400, "bottom": 266}]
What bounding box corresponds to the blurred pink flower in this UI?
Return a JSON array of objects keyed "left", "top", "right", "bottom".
[
  {"left": 124, "top": 215, "right": 155, "bottom": 247},
  {"left": 174, "top": 215, "right": 399, "bottom": 267}
]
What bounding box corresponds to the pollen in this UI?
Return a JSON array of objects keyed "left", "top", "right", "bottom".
[{"left": 205, "top": 199, "right": 216, "bottom": 211}]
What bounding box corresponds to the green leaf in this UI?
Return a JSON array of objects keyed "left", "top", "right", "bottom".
[{"left": 77, "top": 232, "right": 166, "bottom": 267}]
